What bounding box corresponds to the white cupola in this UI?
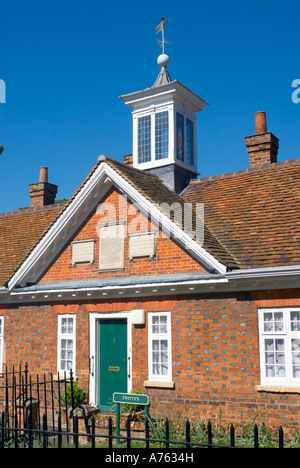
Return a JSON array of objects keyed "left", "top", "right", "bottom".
[{"left": 120, "top": 20, "right": 208, "bottom": 193}]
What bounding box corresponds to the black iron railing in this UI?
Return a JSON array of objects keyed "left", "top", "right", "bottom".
[
  {"left": 0, "top": 364, "right": 288, "bottom": 448},
  {"left": 0, "top": 411, "right": 286, "bottom": 448}
]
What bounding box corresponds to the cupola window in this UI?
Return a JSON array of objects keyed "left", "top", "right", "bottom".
[
  {"left": 155, "top": 111, "right": 169, "bottom": 160},
  {"left": 176, "top": 112, "right": 195, "bottom": 166},
  {"left": 186, "top": 117, "right": 195, "bottom": 166},
  {"left": 138, "top": 115, "right": 151, "bottom": 163},
  {"left": 176, "top": 112, "right": 185, "bottom": 161}
]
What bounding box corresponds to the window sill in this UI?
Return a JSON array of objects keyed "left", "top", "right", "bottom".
[
  {"left": 53, "top": 374, "right": 77, "bottom": 382},
  {"left": 98, "top": 268, "right": 125, "bottom": 273},
  {"left": 144, "top": 380, "right": 175, "bottom": 389},
  {"left": 256, "top": 385, "right": 300, "bottom": 394}
]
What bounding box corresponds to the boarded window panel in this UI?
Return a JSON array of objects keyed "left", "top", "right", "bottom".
[
  {"left": 99, "top": 224, "right": 125, "bottom": 271},
  {"left": 72, "top": 240, "right": 95, "bottom": 265},
  {"left": 129, "top": 232, "right": 156, "bottom": 260}
]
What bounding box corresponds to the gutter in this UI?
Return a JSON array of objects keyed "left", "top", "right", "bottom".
[{"left": 226, "top": 264, "right": 300, "bottom": 279}]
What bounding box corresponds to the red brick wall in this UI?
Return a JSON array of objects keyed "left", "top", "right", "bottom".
[
  {"left": 40, "top": 187, "right": 205, "bottom": 283},
  {"left": 1, "top": 290, "right": 300, "bottom": 427}
]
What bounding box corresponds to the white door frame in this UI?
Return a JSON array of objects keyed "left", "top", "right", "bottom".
[{"left": 89, "top": 311, "right": 132, "bottom": 407}]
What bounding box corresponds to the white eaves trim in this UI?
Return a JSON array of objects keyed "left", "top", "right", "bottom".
[
  {"left": 226, "top": 264, "right": 300, "bottom": 280},
  {"left": 8, "top": 163, "right": 108, "bottom": 290},
  {"left": 8, "top": 161, "right": 226, "bottom": 290},
  {"left": 10, "top": 276, "right": 228, "bottom": 295}
]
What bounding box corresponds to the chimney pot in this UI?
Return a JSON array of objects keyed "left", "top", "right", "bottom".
[
  {"left": 255, "top": 111, "right": 267, "bottom": 134},
  {"left": 245, "top": 112, "right": 279, "bottom": 168},
  {"left": 39, "top": 166, "right": 48, "bottom": 183},
  {"left": 29, "top": 167, "right": 58, "bottom": 208}
]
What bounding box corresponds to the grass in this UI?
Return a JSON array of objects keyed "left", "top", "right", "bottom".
[
  {"left": 91, "top": 411, "right": 300, "bottom": 449},
  {"left": 3, "top": 412, "right": 300, "bottom": 448}
]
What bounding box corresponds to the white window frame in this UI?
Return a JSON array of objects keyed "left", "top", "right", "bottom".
[
  {"left": 133, "top": 107, "right": 173, "bottom": 170},
  {"left": 155, "top": 110, "right": 169, "bottom": 161},
  {"left": 137, "top": 114, "right": 152, "bottom": 164},
  {"left": 258, "top": 307, "right": 300, "bottom": 387},
  {"left": 175, "top": 111, "right": 196, "bottom": 167},
  {"left": 57, "top": 314, "right": 76, "bottom": 376},
  {"left": 148, "top": 312, "right": 172, "bottom": 382},
  {"left": 0, "top": 317, "right": 4, "bottom": 372}
]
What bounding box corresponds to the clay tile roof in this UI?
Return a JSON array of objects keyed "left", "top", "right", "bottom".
[
  {"left": 0, "top": 204, "right": 65, "bottom": 286},
  {"left": 183, "top": 159, "right": 300, "bottom": 269},
  {"left": 0, "top": 156, "right": 241, "bottom": 287}
]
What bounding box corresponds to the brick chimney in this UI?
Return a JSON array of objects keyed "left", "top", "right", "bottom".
[
  {"left": 123, "top": 154, "right": 133, "bottom": 166},
  {"left": 245, "top": 112, "right": 279, "bottom": 168},
  {"left": 28, "top": 167, "right": 58, "bottom": 208}
]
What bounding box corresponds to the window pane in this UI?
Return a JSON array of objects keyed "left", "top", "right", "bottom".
[
  {"left": 138, "top": 115, "right": 151, "bottom": 163},
  {"left": 176, "top": 112, "right": 184, "bottom": 161},
  {"left": 263, "top": 311, "right": 284, "bottom": 333},
  {"left": 292, "top": 339, "right": 300, "bottom": 378},
  {"left": 61, "top": 318, "right": 67, "bottom": 334},
  {"left": 264, "top": 313, "right": 273, "bottom": 332},
  {"left": 155, "top": 111, "right": 169, "bottom": 160},
  {"left": 160, "top": 316, "right": 167, "bottom": 333},
  {"left": 161, "top": 340, "right": 168, "bottom": 351},
  {"left": 291, "top": 311, "right": 300, "bottom": 331},
  {"left": 152, "top": 340, "right": 159, "bottom": 350},
  {"left": 61, "top": 317, "right": 73, "bottom": 334},
  {"left": 60, "top": 338, "right": 73, "bottom": 371},
  {"left": 152, "top": 315, "right": 168, "bottom": 334},
  {"left": 186, "top": 118, "right": 194, "bottom": 166},
  {"left": 66, "top": 360, "right": 73, "bottom": 370},
  {"left": 151, "top": 339, "right": 169, "bottom": 376},
  {"left": 274, "top": 313, "right": 284, "bottom": 332},
  {"left": 264, "top": 338, "right": 286, "bottom": 378}
]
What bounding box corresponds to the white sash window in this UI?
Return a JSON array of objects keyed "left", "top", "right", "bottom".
[
  {"left": 258, "top": 308, "right": 300, "bottom": 386},
  {"left": 148, "top": 312, "right": 172, "bottom": 382},
  {"left": 57, "top": 315, "right": 76, "bottom": 376}
]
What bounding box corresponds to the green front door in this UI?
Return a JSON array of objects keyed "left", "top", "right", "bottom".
[{"left": 98, "top": 319, "right": 128, "bottom": 411}]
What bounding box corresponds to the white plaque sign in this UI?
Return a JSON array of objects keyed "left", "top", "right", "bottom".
[
  {"left": 72, "top": 240, "right": 95, "bottom": 265},
  {"left": 99, "top": 224, "right": 125, "bottom": 271},
  {"left": 129, "top": 232, "right": 156, "bottom": 260}
]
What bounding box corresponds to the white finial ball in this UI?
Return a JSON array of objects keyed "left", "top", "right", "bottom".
[{"left": 157, "top": 53, "right": 170, "bottom": 68}]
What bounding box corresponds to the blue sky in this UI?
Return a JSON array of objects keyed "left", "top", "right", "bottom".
[{"left": 0, "top": 0, "right": 299, "bottom": 212}]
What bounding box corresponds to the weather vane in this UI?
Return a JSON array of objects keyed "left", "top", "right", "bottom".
[{"left": 155, "top": 16, "right": 171, "bottom": 54}]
